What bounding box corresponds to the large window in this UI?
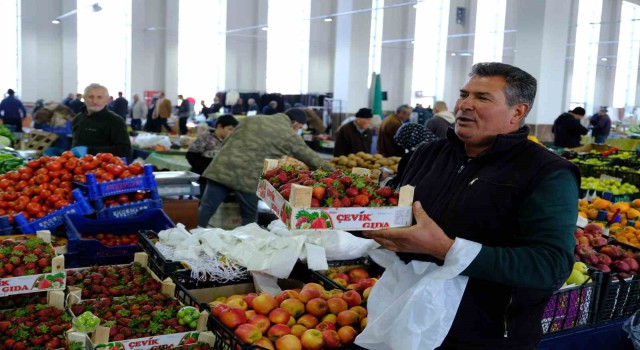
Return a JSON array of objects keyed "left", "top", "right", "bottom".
[
  {"left": 368, "top": 0, "right": 384, "bottom": 88},
  {"left": 569, "top": 0, "right": 602, "bottom": 112},
  {"left": 613, "top": 1, "right": 640, "bottom": 109},
  {"left": 473, "top": 0, "right": 506, "bottom": 63},
  {"left": 77, "top": 0, "right": 132, "bottom": 97},
  {"left": 266, "top": 0, "right": 311, "bottom": 94},
  {"left": 411, "top": 0, "right": 449, "bottom": 106},
  {"left": 178, "top": 0, "right": 227, "bottom": 103},
  {"left": 0, "top": 1, "right": 19, "bottom": 94}
]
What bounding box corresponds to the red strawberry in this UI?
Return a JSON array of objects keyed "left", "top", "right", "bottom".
[
  {"left": 109, "top": 326, "right": 118, "bottom": 337},
  {"left": 345, "top": 187, "right": 359, "bottom": 197},
  {"left": 264, "top": 169, "right": 278, "bottom": 179},
  {"left": 353, "top": 194, "right": 370, "bottom": 207},
  {"left": 341, "top": 197, "right": 352, "bottom": 207},
  {"left": 387, "top": 197, "right": 399, "bottom": 206},
  {"left": 327, "top": 187, "right": 341, "bottom": 199},
  {"left": 0, "top": 321, "right": 10, "bottom": 332},
  {"left": 37, "top": 258, "right": 50, "bottom": 268},
  {"left": 331, "top": 199, "right": 342, "bottom": 208},
  {"left": 281, "top": 188, "right": 291, "bottom": 200},
  {"left": 303, "top": 179, "right": 316, "bottom": 186},
  {"left": 340, "top": 176, "right": 352, "bottom": 185},
  {"left": 376, "top": 186, "right": 393, "bottom": 198},
  {"left": 312, "top": 186, "right": 326, "bottom": 200},
  {"left": 321, "top": 178, "right": 334, "bottom": 187},
  {"left": 113, "top": 334, "right": 125, "bottom": 341},
  {"left": 12, "top": 267, "right": 25, "bottom": 276},
  {"left": 311, "top": 198, "right": 321, "bottom": 207},
  {"left": 276, "top": 172, "right": 288, "bottom": 183},
  {"left": 369, "top": 198, "right": 385, "bottom": 207}
]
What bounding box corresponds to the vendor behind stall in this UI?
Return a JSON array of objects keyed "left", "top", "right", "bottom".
[
  {"left": 186, "top": 114, "right": 238, "bottom": 197},
  {"left": 71, "top": 83, "right": 132, "bottom": 158}
]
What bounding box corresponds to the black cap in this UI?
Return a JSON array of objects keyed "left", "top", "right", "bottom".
[
  {"left": 355, "top": 108, "right": 373, "bottom": 119},
  {"left": 570, "top": 107, "right": 586, "bottom": 116},
  {"left": 216, "top": 114, "right": 239, "bottom": 128},
  {"left": 6, "top": 89, "right": 14, "bottom": 96},
  {"left": 285, "top": 108, "right": 307, "bottom": 124}
]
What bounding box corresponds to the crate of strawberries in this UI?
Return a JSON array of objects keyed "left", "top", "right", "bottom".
[{"left": 257, "top": 159, "right": 414, "bottom": 231}]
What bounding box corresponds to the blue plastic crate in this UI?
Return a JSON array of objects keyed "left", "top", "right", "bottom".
[
  {"left": 14, "top": 189, "right": 94, "bottom": 234},
  {"left": 74, "top": 164, "right": 158, "bottom": 200},
  {"left": 41, "top": 120, "right": 72, "bottom": 135},
  {"left": 0, "top": 216, "right": 14, "bottom": 235},
  {"left": 95, "top": 199, "right": 163, "bottom": 219},
  {"left": 65, "top": 208, "right": 174, "bottom": 267}
]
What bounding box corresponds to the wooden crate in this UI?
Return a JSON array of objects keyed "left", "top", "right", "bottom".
[{"left": 21, "top": 130, "right": 58, "bottom": 155}]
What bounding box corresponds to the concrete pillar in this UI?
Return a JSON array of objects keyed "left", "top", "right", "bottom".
[{"left": 513, "top": 0, "right": 572, "bottom": 139}]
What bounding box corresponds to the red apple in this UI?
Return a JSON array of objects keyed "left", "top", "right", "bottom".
[
  {"left": 315, "top": 321, "right": 336, "bottom": 332},
  {"left": 227, "top": 298, "right": 248, "bottom": 311},
  {"left": 298, "top": 288, "right": 322, "bottom": 303},
  {"left": 321, "top": 314, "right": 337, "bottom": 324},
  {"left": 363, "top": 287, "right": 372, "bottom": 300},
  {"left": 303, "top": 283, "right": 326, "bottom": 293},
  {"left": 280, "top": 298, "right": 306, "bottom": 318},
  {"left": 254, "top": 337, "right": 275, "bottom": 350},
  {"left": 234, "top": 323, "right": 262, "bottom": 344},
  {"left": 269, "top": 308, "right": 291, "bottom": 325},
  {"left": 596, "top": 264, "right": 611, "bottom": 272},
  {"left": 211, "top": 303, "right": 230, "bottom": 317},
  {"left": 243, "top": 292, "right": 258, "bottom": 306},
  {"left": 347, "top": 268, "right": 369, "bottom": 283},
  {"left": 358, "top": 278, "right": 378, "bottom": 291},
  {"left": 336, "top": 310, "right": 360, "bottom": 327},
  {"left": 330, "top": 272, "right": 350, "bottom": 283},
  {"left": 290, "top": 324, "right": 307, "bottom": 338},
  {"left": 361, "top": 317, "right": 368, "bottom": 329},
  {"left": 248, "top": 314, "right": 271, "bottom": 334},
  {"left": 275, "top": 290, "right": 300, "bottom": 305},
  {"left": 337, "top": 326, "right": 357, "bottom": 345},
  {"left": 574, "top": 227, "right": 584, "bottom": 237},
  {"left": 350, "top": 306, "right": 367, "bottom": 319},
  {"left": 322, "top": 330, "right": 341, "bottom": 349},
  {"left": 342, "top": 290, "right": 362, "bottom": 307},
  {"left": 252, "top": 293, "right": 279, "bottom": 315},
  {"left": 300, "top": 329, "right": 324, "bottom": 350},
  {"left": 297, "top": 314, "right": 319, "bottom": 329},
  {"left": 219, "top": 307, "right": 247, "bottom": 330},
  {"left": 624, "top": 258, "right": 640, "bottom": 272},
  {"left": 268, "top": 324, "right": 291, "bottom": 342},
  {"left": 327, "top": 297, "right": 348, "bottom": 315},
  {"left": 275, "top": 334, "right": 302, "bottom": 350},
  {"left": 584, "top": 223, "right": 604, "bottom": 236},
  {"left": 332, "top": 278, "right": 348, "bottom": 288},
  {"left": 306, "top": 298, "right": 329, "bottom": 318}
]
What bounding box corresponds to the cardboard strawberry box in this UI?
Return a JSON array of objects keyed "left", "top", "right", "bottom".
[
  {"left": 257, "top": 159, "right": 414, "bottom": 231},
  {"left": 0, "top": 231, "right": 66, "bottom": 297}
]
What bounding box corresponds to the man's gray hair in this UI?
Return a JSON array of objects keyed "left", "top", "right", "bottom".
[
  {"left": 84, "top": 83, "right": 109, "bottom": 97},
  {"left": 396, "top": 104, "right": 412, "bottom": 114}
]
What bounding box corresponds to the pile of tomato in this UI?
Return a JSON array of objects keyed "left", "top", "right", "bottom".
[
  {"left": 0, "top": 152, "right": 145, "bottom": 224},
  {"left": 102, "top": 191, "right": 153, "bottom": 208},
  {"left": 80, "top": 232, "right": 138, "bottom": 246}
]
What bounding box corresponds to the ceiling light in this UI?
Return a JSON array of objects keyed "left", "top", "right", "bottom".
[
  {"left": 52, "top": 2, "right": 102, "bottom": 24},
  {"left": 601, "top": 57, "right": 608, "bottom": 61},
  {"left": 458, "top": 52, "right": 472, "bottom": 57},
  {"left": 51, "top": 19, "right": 60, "bottom": 24},
  {"left": 261, "top": 26, "right": 268, "bottom": 31},
  {"left": 411, "top": 40, "right": 415, "bottom": 45},
  {"left": 324, "top": 18, "right": 333, "bottom": 22},
  {"left": 451, "top": 53, "right": 456, "bottom": 56}
]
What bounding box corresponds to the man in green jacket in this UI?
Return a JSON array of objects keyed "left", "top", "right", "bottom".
[
  {"left": 198, "top": 109, "right": 329, "bottom": 227},
  {"left": 71, "top": 83, "right": 132, "bottom": 158}
]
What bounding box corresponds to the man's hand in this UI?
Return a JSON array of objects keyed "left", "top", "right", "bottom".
[{"left": 363, "top": 201, "right": 454, "bottom": 260}]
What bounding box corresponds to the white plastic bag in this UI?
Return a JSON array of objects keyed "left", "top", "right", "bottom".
[
  {"left": 355, "top": 239, "right": 481, "bottom": 350},
  {"left": 134, "top": 133, "right": 171, "bottom": 149}
]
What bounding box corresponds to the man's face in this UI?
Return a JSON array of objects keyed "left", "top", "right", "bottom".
[
  {"left": 453, "top": 75, "right": 526, "bottom": 154},
  {"left": 398, "top": 108, "right": 413, "bottom": 120},
  {"left": 133, "top": 95, "right": 139, "bottom": 101},
  {"left": 85, "top": 88, "right": 109, "bottom": 113},
  {"left": 237, "top": 98, "right": 243, "bottom": 105},
  {"left": 217, "top": 125, "right": 235, "bottom": 140},
  {"left": 355, "top": 118, "right": 372, "bottom": 129}
]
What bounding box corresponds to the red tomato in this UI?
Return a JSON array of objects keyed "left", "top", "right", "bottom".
[
  {"left": 46, "top": 161, "right": 62, "bottom": 172},
  {"left": 101, "top": 173, "right": 114, "bottom": 182},
  {"left": 48, "top": 170, "right": 61, "bottom": 179},
  {"left": 54, "top": 200, "right": 69, "bottom": 209},
  {"left": 132, "top": 192, "right": 145, "bottom": 202},
  {"left": 128, "top": 163, "right": 144, "bottom": 176},
  {"left": 27, "top": 159, "right": 41, "bottom": 169},
  {"left": 35, "top": 174, "right": 50, "bottom": 185},
  {"left": 61, "top": 172, "right": 73, "bottom": 182},
  {"left": 73, "top": 174, "right": 86, "bottom": 183},
  {"left": 0, "top": 179, "right": 11, "bottom": 189},
  {"left": 82, "top": 160, "right": 99, "bottom": 171},
  {"left": 61, "top": 151, "right": 75, "bottom": 159},
  {"left": 26, "top": 202, "right": 41, "bottom": 215},
  {"left": 7, "top": 171, "right": 20, "bottom": 181},
  {"left": 65, "top": 159, "right": 78, "bottom": 171},
  {"left": 117, "top": 194, "right": 129, "bottom": 204},
  {"left": 14, "top": 181, "right": 27, "bottom": 191},
  {"left": 106, "top": 164, "right": 124, "bottom": 176}
]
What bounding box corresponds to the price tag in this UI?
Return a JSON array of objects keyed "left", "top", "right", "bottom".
[{"left": 576, "top": 215, "right": 588, "bottom": 228}]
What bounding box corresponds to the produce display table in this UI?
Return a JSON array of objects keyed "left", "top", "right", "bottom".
[
  {"left": 581, "top": 136, "right": 640, "bottom": 151},
  {"left": 145, "top": 152, "right": 190, "bottom": 171},
  {"left": 540, "top": 318, "right": 633, "bottom": 349}
]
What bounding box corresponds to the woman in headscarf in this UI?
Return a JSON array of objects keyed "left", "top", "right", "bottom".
[{"left": 384, "top": 123, "right": 437, "bottom": 188}]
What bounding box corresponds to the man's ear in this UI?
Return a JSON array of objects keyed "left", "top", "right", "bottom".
[{"left": 511, "top": 103, "right": 529, "bottom": 125}]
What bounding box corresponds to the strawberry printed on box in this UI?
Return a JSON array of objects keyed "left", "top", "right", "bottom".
[{"left": 257, "top": 159, "right": 414, "bottom": 231}]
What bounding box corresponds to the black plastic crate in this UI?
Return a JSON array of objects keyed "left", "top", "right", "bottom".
[
  {"left": 137, "top": 230, "right": 187, "bottom": 279},
  {"left": 541, "top": 269, "right": 602, "bottom": 334},
  {"left": 305, "top": 257, "right": 385, "bottom": 292},
  {"left": 594, "top": 241, "right": 640, "bottom": 323}
]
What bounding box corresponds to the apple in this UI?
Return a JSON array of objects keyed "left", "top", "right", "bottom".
[
  {"left": 226, "top": 294, "right": 245, "bottom": 302},
  {"left": 306, "top": 298, "right": 329, "bottom": 318},
  {"left": 332, "top": 278, "right": 348, "bottom": 288},
  {"left": 227, "top": 298, "right": 248, "bottom": 311},
  {"left": 337, "top": 325, "right": 357, "bottom": 345},
  {"left": 596, "top": 264, "right": 611, "bottom": 272},
  {"left": 597, "top": 253, "right": 612, "bottom": 266},
  {"left": 300, "top": 329, "right": 324, "bottom": 350},
  {"left": 287, "top": 316, "right": 296, "bottom": 327},
  {"left": 275, "top": 334, "right": 302, "bottom": 350},
  {"left": 268, "top": 324, "right": 291, "bottom": 342},
  {"left": 252, "top": 293, "right": 279, "bottom": 315},
  {"left": 297, "top": 314, "right": 319, "bottom": 329},
  {"left": 290, "top": 324, "right": 307, "bottom": 338},
  {"left": 303, "top": 283, "right": 326, "bottom": 293},
  {"left": 347, "top": 268, "right": 369, "bottom": 283},
  {"left": 219, "top": 307, "right": 247, "bottom": 330},
  {"left": 326, "top": 297, "right": 348, "bottom": 315},
  {"left": 361, "top": 317, "right": 368, "bottom": 329},
  {"left": 613, "top": 260, "right": 631, "bottom": 272},
  {"left": 208, "top": 300, "right": 225, "bottom": 309},
  {"left": 584, "top": 223, "right": 604, "bottom": 236},
  {"left": 298, "top": 288, "right": 322, "bottom": 303},
  {"left": 329, "top": 290, "right": 343, "bottom": 298},
  {"left": 346, "top": 283, "right": 361, "bottom": 291},
  {"left": 269, "top": 308, "right": 291, "bottom": 325},
  {"left": 358, "top": 278, "right": 378, "bottom": 291},
  {"left": 254, "top": 337, "right": 275, "bottom": 350},
  {"left": 280, "top": 298, "right": 305, "bottom": 318},
  {"left": 330, "top": 272, "right": 350, "bottom": 283},
  {"left": 248, "top": 314, "right": 271, "bottom": 334},
  {"left": 315, "top": 321, "right": 336, "bottom": 332},
  {"left": 243, "top": 292, "right": 258, "bottom": 306},
  {"left": 211, "top": 303, "right": 230, "bottom": 317},
  {"left": 624, "top": 258, "right": 639, "bottom": 272},
  {"left": 574, "top": 227, "right": 584, "bottom": 237},
  {"left": 321, "top": 313, "right": 337, "bottom": 324},
  {"left": 342, "top": 290, "right": 362, "bottom": 307},
  {"left": 234, "top": 323, "right": 262, "bottom": 344},
  {"left": 590, "top": 236, "right": 608, "bottom": 247},
  {"left": 363, "top": 287, "right": 372, "bottom": 300},
  {"left": 322, "top": 330, "right": 341, "bottom": 349},
  {"left": 275, "top": 290, "right": 300, "bottom": 305},
  {"left": 320, "top": 290, "right": 334, "bottom": 300},
  {"left": 336, "top": 310, "right": 360, "bottom": 327},
  {"left": 600, "top": 245, "right": 621, "bottom": 259},
  {"left": 350, "top": 306, "right": 368, "bottom": 319}
]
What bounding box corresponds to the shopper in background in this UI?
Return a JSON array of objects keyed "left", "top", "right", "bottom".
[
  {"left": 71, "top": 83, "right": 132, "bottom": 158},
  {"left": 112, "top": 91, "right": 129, "bottom": 120},
  {"left": 187, "top": 114, "right": 238, "bottom": 198},
  {"left": 383, "top": 123, "right": 438, "bottom": 188},
  {"left": 0, "top": 89, "right": 27, "bottom": 132},
  {"left": 426, "top": 100, "right": 456, "bottom": 139},
  {"left": 144, "top": 96, "right": 160, "bottom": 132},
  {"left": 177, "top": 94, "right": 190, "bottom": 135},
  {"left": 262, "top": 100, "right": 278, "bottom": 115},
  {"left": 62, "top": 93, "right": 74, "bottom": 108},
  {"left": 365, "top": 62, "right": 578, "bottom": 349},
  {"left": 377, "top": 104, "right": 413, "bottom": 157},
  {"left": 210, "top": 96, "right": 223, "bottom": 114},
  {"left": 333, "top": 108, "right": 373, "bottom": 157},
  {"left": 552, "top": 106, "right": 588, "bottom": 148},
  {"left": 231, "top": 98, "right": 246, "bottom": 115},
  {"left": 153, "top": 92, "right": 173, "bottom": 133},
  {"left": 197, "top": 108, "right": 328, "bottom": 228},
  {"left": 247, "top": 98, "right": 260, "bottom": 113},
  {"left": 590, "top": 106, "right": 611, "bottom": 144},
  {"left": 69, "top": 93, "right": 85, "bottom": 114},
  {"left": 129, "top": 94, "right": 146, "bottom": 131}
]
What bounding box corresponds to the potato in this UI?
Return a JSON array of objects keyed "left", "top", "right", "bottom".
[
  {"left": 363, "top": 153, "right": 373, "bottom": 160},
  {"left": 356, "top": 151, "right": 366, "bottom": 157},
  {"left": 347, "top": 160, "right": 357, "bottom": 167}
]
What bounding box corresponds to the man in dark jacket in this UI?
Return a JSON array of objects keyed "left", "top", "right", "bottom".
[
  {"left": 365, "top": 62, "right": 577, "bottom": 349},
  {"left": 333, "top": 108, "right": 373, "bottom": 157},
  {"left": 177, "top": 94, "right": 190, "bottom": 135},
  {"left": 0, "top": 89, "right": 26, "bottom": 132},
  {"left": 72, "top": 83, "right": 132, "bottom": 158},
  {"left": 590, "top": 107, "right": 611, "bottom": 144},
  {"left": 112, "top": 91, "right": 129, "bottom": 120},
  {"left": 69, "top": 93, "right": 86, "bottom": 114},
  {"left": 552, "top": 107, "right": 588, "bottom": 148}
]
